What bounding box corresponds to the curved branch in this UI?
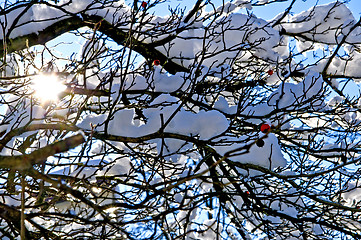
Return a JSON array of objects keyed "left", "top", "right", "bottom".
[
  {"left": 0, "top": 133, "right": 85, "bottom": 170},
  {"left": 1, "top": 12, "right": 188, "bottom": 74},
  {"left": 93, "top": 131, "right": 206, "bottom": 145}
]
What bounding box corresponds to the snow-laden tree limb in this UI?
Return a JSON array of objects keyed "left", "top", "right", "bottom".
[{"left": 1, "top": 0, "right": 361, "bottom": 239}]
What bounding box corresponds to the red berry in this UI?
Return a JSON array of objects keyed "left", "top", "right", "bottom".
[
  {"left": 260, "top": 124, "right": 271, "bottom": 133},
  {"left": 256, "top": 139, "right": 265, "bottom": 147},
  {"left": 267, "top": 69, "right": 274, "bottom": 75},
  {"left": 153, "top": 59, "right": 160, "bottom": 66},
  {"left": 246, "top": 191, "right": 250, "bottom": 195},
  {"left": 141, "top": 1, "right": 147, "bottom": 8}
]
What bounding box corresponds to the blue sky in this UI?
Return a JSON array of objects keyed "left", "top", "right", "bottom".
[
  {"left": 148, "top": 0, "right": 361, "bottom": 19},
  {"left": 252, "top": 0, "right": 361, "bottom": 20}
]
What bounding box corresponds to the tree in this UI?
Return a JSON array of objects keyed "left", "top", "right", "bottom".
[{"left": 0, "top": 0, "right": 361, "bottom": 239}]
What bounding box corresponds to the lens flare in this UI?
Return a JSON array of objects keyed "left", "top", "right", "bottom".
[{"left": 32, "top": 74, "right": 66, "bottom": 102}]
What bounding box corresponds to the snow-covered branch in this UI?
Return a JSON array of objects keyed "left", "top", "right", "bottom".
[{"left": 1, "top": 0, "right": 361, "bottom": 239}]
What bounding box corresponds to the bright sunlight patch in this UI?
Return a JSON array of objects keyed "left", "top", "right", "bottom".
[{"left": 31, "top": 74, "right": 66, "bottom": 102}]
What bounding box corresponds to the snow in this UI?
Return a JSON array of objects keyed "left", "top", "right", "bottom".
[
  {"left": 153, "top": 67, "right": 186, "bottom": 92},
  {"left": 281, "top": 2, "right": 361, "bottom": 45},
  {"left": 80, "top": 93, "right": 229, "bottom": 140},
  {"left": 215, "top": 1, "right": 252, "bottom": 15},
  {"left": 2, "top": 1, "right": 361, "bottom": 238},
  {"left": 0, "top": 0, "right": 131, "bottom": 39},
  {"left": 273, "top": 1, "right": 361, "bottom": 79},
  {"left": 2, "top": 0, "right": 360, "bottom": 82},
  {"left": 109, "top": 68, "right": 188, "bottom": 95},
  {"left": 77, "top": 113, "right": 107, "bottom": 131},
  {"left": 234, "top": 0, "right": 252, "bottom": 10},
  {"left": 107, "top": 109, "right": 143, "bottom": 136},
  {"left": 2, "top": 0, "right": 356, "bottom": 176},
  {"left": 342, "top": 181, "right": 361, "bottom": 207},
  {"left": 215, "top": 133, "right": 287, "bottom": 171},
  {"left": 214, "top": 96, "right": 237, "bottom": 114},
  {"left": 240, "top": 71, "right": 325, "bottom": 127},
  {"left": 195, "top": 219, "right": 223, "bottom": 240},
  {"left": 50, "top": 158, "right": 131, "bottom": 179},
  {"left": 324, "top": 53, "right": 361, "bottom": 80},
  {"left": 268, "top": 71, "right": 324, "bottom": 109},
  {"left": 0, "top": 98, "right": 46, "bottom": 138},
  {"left": 153, "top": 12, "right": 286, "bottom": 69}
]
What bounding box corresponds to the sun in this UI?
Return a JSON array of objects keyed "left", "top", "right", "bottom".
[{"left": 32, "top": 74, "right": 67, "bottom": 102}]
